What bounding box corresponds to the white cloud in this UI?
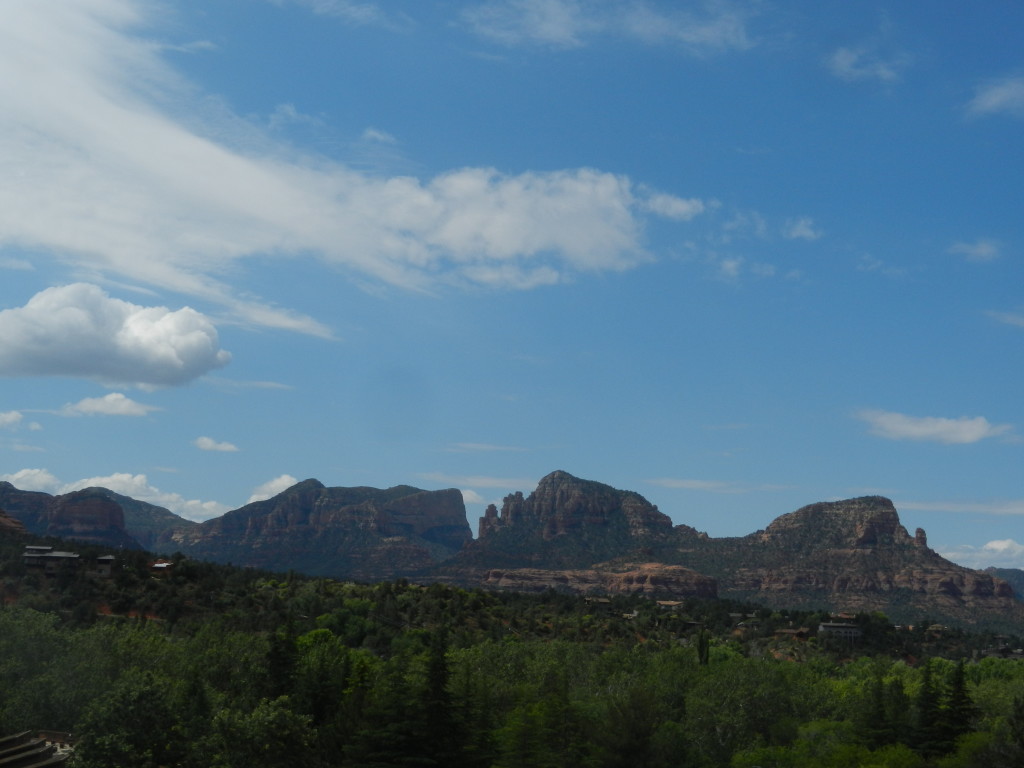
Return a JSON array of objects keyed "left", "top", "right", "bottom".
[
  {"left": 0, "top": 468, "right": 62, "bottom": 491},
  {"left": 784, "top": 216, "right": 822, "bottom": 241},
  {"left": 194, "top": 436, "right": 240, "bottom": 452},
  {"left": 462, "top": 0, "right": 753, "bottom": 54},
  {"left": 0, "top": 0, "right": 698, "bottom": 332},
  {"left": 827, "top": 45, "right": 909, "bottom": 83},
  {"left": 938, "top": 538, "right": 1024, "bottom": 570},
  {"left": 247, "top": 474, "right": 300, "bottom": 503},
  {"left": 967, "top": 75, "right": 1024, "bottom": 119},
  {"left": 60, "top": 392, "right": 160, "bottom": 417},
  {"left": 857, "top": 409, "right": 1013, "bottom": 444},
  {"left": 461, "top": 489, "right": 486, "bottom": 505},
  {"left": 0, "top": 411, "right": 23, "bottom": 429},
  {"left": 0, "top": 257, "right": 33, "bottom": 270},
  {"left": 643, "top": 194, "right": 705, "bottom": 221},
  {"left": 948, "top": 238, "right": 1000, "bottom": 262},
  {"left": 0, "top": 284, "right": 231, "bottom": 387},
  {"left": 62, "top": 471, "right": 230, "bottom": 521}
]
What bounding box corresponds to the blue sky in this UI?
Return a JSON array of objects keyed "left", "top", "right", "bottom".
[{"left": 2, "top": 0, "right": 1023, "bottom": 569}]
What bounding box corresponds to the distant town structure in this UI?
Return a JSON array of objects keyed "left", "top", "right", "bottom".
[{"left": 22, "top": 546, "right": 115, "bottom": 578}]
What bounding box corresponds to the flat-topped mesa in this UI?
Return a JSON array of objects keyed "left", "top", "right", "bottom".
[
  {"left": 479, "top": 470, "right": 674, "bottom": 540},
  {"left": 165, "top": 478, "right": 472, "bottom": 580},
  {"left": 755, "top": 495, "right": 924, "bottom": 551}
]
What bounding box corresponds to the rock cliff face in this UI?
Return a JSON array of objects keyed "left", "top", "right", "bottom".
[
  {"left": 163, "top": 479, "right": 472, "bottom": 581},
  {"left": 45, "top": 490, "right": 142, "bottom": 549},
  {"left": 482, "top": 562, "right": 717, "bottom": 598}
]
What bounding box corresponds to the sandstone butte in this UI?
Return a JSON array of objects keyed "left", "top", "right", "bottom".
[{"left": 3, "top": 471, "right": 1024, "bottom": 630}]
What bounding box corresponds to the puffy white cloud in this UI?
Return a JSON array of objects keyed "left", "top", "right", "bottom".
[
  {"left": 461, "top": 489, "right": 486, "bottom": 505},
  {"left": 247, "top": 474, "right": 299, "bottom": 503},
  {"left": 194, "top": 436, "right": 240, "bottom": 452},
  {"left": 857, "top": 409, "right": 1013, "bottom": 444},
  {"left": 0, "top": 284, "right": 231, "bottom": 386},
  {"left": 948, "top": 238, "right": 1000, "bottom": 262},
  {"left": 967, "top": 75, "right": 1024, "bottom": 119},
  {"left": 463, "top": 0, "right": 753, "bottom": 54},
  {"left": 60, "top": 392, "right": 160, "bottom": 416},
  {"left": 0, "top": 468, "right": 61, "bottom": 491},
  {"left": 0, "top": 467, "right": 230, "bottom": 521},
  {"left": 0, "top": 411, "right": 23, "bottom": 429},
  {"left": 0, "top": 0, "right": 702, "bottom": 334}
]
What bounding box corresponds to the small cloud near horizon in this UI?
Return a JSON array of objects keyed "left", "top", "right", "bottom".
[
  {"left": 857, "top": 409, "right": 1013, "bottom": 444},
  {"left": 194, "top": 436, "right": 240, "bottom": 452}
]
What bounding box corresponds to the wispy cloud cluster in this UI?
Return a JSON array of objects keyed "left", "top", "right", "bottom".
[
  {"left": 967, "top": 75, "right": 1024, "bottom": 119},
  {"left": 948, "top": 238, "right": 1001, "bottom": 262},
  {"left": 0, "top": 284, "right": 230, "bottom": 387},
  {"left": 827, "top": 45, "right": 909, "bottom": 83},
  {"left": 0, "top": 0, "right": 706, "bottom": 335},
  {"left": 461, "top": 0, "right": 754, "bottom": 54},
  {"left": 857, "top": 409, "right": 1013, "bottom": 445}
]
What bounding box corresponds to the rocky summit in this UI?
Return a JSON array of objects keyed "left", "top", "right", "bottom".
[
  {"left": 162, "top": 479, "right": 472, "bottom": 581},
  {"left": 463, "top": 470, "right": 677, "bottom": 570}
]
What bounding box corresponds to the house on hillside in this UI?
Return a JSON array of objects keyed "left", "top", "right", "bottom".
[
  {"left": 817, "top": 621, "right": 862, "bottom": 640},
  {"left": 22, "top": 546, "right": 114, "bottom": 578}
]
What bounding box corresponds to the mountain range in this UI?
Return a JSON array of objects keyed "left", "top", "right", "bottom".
[{"left": 3, "top": 471, "right": 1022, "bottom": 630}]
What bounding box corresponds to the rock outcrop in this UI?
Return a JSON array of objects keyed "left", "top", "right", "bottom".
[
  {"left": 163, "top": 479, "right": 472, "bottom": 581},
  {"left": 456, "top": 470, "right": 677, "bottom": 572},
  {"left": 0, "top": 508, "right": 27, "bottom": 536}
]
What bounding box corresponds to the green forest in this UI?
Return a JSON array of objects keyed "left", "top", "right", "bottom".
[{"left": 3, "top": 534, "right": 1024, "bottom": 768}]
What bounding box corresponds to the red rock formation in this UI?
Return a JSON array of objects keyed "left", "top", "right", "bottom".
[{"left": 482, "top": 562, "right": 717, "bottom": 598}]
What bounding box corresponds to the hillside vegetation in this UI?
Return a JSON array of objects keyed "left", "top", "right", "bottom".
[{"left": 3, "top": 528, "right": 1024, "bottom": 768}]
